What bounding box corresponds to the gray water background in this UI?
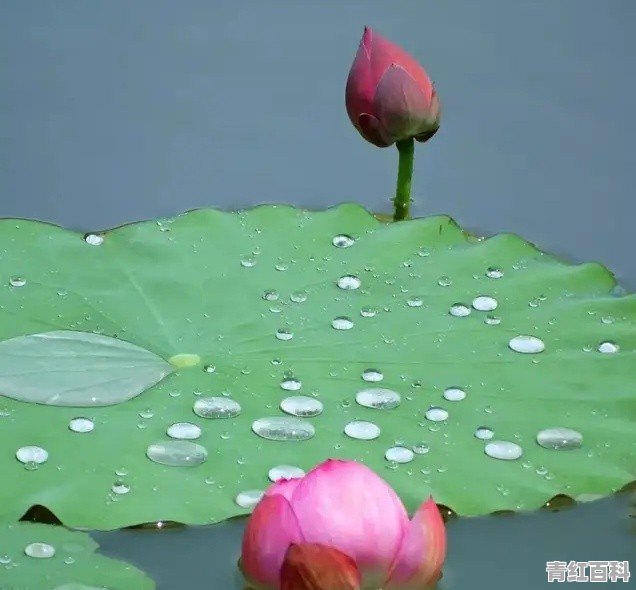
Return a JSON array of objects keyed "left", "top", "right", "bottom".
[{"left": 1, "top": 1, "right": 634, "bottom": 589}]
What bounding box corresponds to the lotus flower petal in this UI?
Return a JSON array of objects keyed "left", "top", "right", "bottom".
[
  {"left": 241, "top": 494, "right": 305, "bottom": 589},
  {"left": 385, "top": 498, "right": 447, "bottom": 590},
  {"left": 280, "top": 543, "right": 360, "bottom": 590},
  {"left": 265, "top": 477, "right": 301, "bottom": 501},
  {"left": 373, "top": 64, "right": 434, "bottom": 143}
]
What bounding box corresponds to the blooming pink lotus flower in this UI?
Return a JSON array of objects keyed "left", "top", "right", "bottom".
[
  {"left": 240, "top": 459, "right": 446, "bottom": 590},
  {"left": 345, "top": 27, "right": 441, "bottom": 148}
]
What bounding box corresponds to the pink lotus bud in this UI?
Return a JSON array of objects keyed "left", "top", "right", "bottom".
[
  {"left": 345, "top": 27, "right": 441, "bottom": 147},
  {"left": 280, "top": 543, "right": 361, "bottom": 590},
  {"left": 240, "top": 459, "right": 447, "bottom": 590}
]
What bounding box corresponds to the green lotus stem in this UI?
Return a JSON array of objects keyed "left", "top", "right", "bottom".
[{"left": 393, "top": 138, "right": 414, "bottom": 221}]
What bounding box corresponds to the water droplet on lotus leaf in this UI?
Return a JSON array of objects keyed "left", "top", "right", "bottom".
[
  {"left": 443, "top": 387, "right": 466, "bottom": 401},
  {"left": 68, "top": 417, "right": 94, "bottom": 433},
  {"left": 9, "top": 276, "right": 26, "bottom": 287},
  {"left": 356, "top": 388, "right": 401, "bottom": 410},
  {"left": 536, "top": 427, "right": 583, "bottom": 450},
  {"left": 111, "top": 480, "right": 131, "bottom": 495},
  {"left": 280, "top": 378, "right": 302, "bottom": 391},
  {"left": 485, "top": 440, "right": 523, "bottom": 460},
  {"left": 425, "top": 407, "right": 448, "bottom": 422},
  {"left": 509, "top": 335, "right": 545, "bottom": 354},
  {"left": 412, "top": 442, "right": 430, "bottom": 454},
  {"left": 486, "top": 267, "right": 504, "bottom": 279},
  {"left": 193, "top": 397, "right": 241, "bottom": 419},
  {"left": 240, "top": 256, "right": 257, "bottom": 268},
  {"left": 24, "top": 542, "right": 55, "bottom": 559},
  {"left": 449, "top": 303, "right": 471, "bottom": 317},
  {"left": 344, "top": 420, "right": 381, "bottom": 440},
  {"left": 385, "top": 447, "right": 414, "bottom": 463},
  {"left": 84, "top": 234, "right": 104, "bottom": 246},
  {"left": 280, "top": 396, "right": 323, "bottom": 417},
  {"left": 332, "top": 234, "right": 356, "bottom": 248},
  {"left": 472, "top": 296, "right": 498, "bottom": 312},
  {"left": 263, "top": 290, "right": 279, "bottom": 301},
  {"left": 167, "top": 422, "right": 202, "bottom": 440},
  {"left": 598, "top": 341, "right": 619, "bottom": 353},
  {"left": 332, "top": 316, "right": 354, "bottom": 330},
  {"left": 146, "top": 441, "right": 208, "bottom": 467},
  {"left": 16, "top": 446, "right": 48, "bottom": 465},
  {"left": 268, "top": 465, "right": 305, "bottom": 482},
  {"left": 235, "top": 490, "right": 264, "bottom": 509},
  {"left": 290, "top": 290, "right": 308, "bottom": 303},
  {"left": 407, "top": 296, "right": 424, "bottom": 308},
  {"left": 361, "top": 368, "right": 383, "bottom": 382},
  {"left": 251, "top": 417, "right": 315, "bottom": 441},
  {"left": 337, "top": 275, "right": 361, "bottom": 290},
  {"left": 437, "top": 276, "right": 452, "bottom": 287},
  {"left": 474, "top": 426, "right": 494, "bottom": 440},
  {"left": 275, "top": 328, "right": 294, "bottom": 341}
]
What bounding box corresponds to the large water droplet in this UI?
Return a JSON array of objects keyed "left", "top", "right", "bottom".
[
  {"left": 356, "top": 388, "right": 401, "bottom": 409},
  {"left": 425, "top": 407, "right": 448, "bottom": 422},
  {"left": 449, "top": 303, "right": 471, "bottom": 317},
  {"left": 412, "top": 442, "right": 430, "bottom": 454},
  {"left": 536, "top": 427, "right": 583, "bottom": 450},
  {"left": 280, "top": 378, "right": 302, "bottom": 391},
  {"left": 240, "top": 256, "right": 257, "bottom": 268},
  {"left": 235, "top": 490, "right": 264, "bottom": 509},
  {"left": 280, "top": 396, "right": 323, "bottom": 417},
  {"left": 332, "top": 316, "right": 354, "bottom": 330},
  {"left": 290, "top": 290, "right": 308, "bottom": 303},
  {"left": 361, "top": 369, "right": 383, "bottom": 382},
  {"left": 111, "top": 480, "right": 131, "bottom": 495},
  {"left": 193, "top": 397, "right": 241, "bottom": 419},
  {"left": 337, "top": 275, "right": 361, "bottom": 290},
  {"left": 474, "top": 426, "right": 494, "bottom": 440},
  {"left": 146, "top": 441, "right": 208, "bottom": 467},
  {"left": 84, "top": 233, "right": 104, "bottom": 246},
  {"left": 485, "top": 440, "right": 523, "bottom": 460},
  {"left": 167, "top": 422, "right": 202, "bottom": 440},
  {"left": 24, "top": 542, "right": 55, "bottom": 559},
  {"left": 598, "top": 341, "right": 619, "bottom": 354},
  {"left": 16, "top": 446, "right": 48, "bottom": 465},
  {"left": 385, "top": 447, "right": 414, "bottom": 463},
  {"left": 344, "top": 420, "right": 381, "bottom": 440},
  {"left": 252, "top": 417, "right": 315, "bottom": 441},
  {"left": 268, "top": 465, "right": 305, "bottom": 482},
  {"left": 472, "top": 296, "right": 498, "bottom": 312},
  {"left": 407, "top": 296, "right": 424, "bottom": 308},
  {"left": 275, "top": 328, "right": 294, "bottom": 341},
  {"left": 486, "top": 267, "right": 504, "bottom": 279},
  {"left": 509, "top": 335, "right": 545, "bottom": 353},
  {"left": 360, "top": 306, "right": 377, "bottom": 318},
  {"left": 9, "top": 276, "right": 26, "bottom": 287},
  {"left": 437, "top": 276, "right": 452, "bottom": 287},
  {"left": 263, "top": 290, "right": 279, "bottom": 301},
  {"left": 332, "top": 234, "right": 355, "bottom": 248},
  {"left": 68, "top": 417, "right": 94, "bottom": 433},
  {"left": 443, "top": 387, "right": 466, "bottom": 401}
]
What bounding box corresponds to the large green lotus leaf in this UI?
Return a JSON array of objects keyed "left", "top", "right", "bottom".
[
  {"left": 0, "top": 205, "right": 634, "bottom": 530},
  {"left": 0, "top": 522, "right": 154, "bottom": 589}
]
